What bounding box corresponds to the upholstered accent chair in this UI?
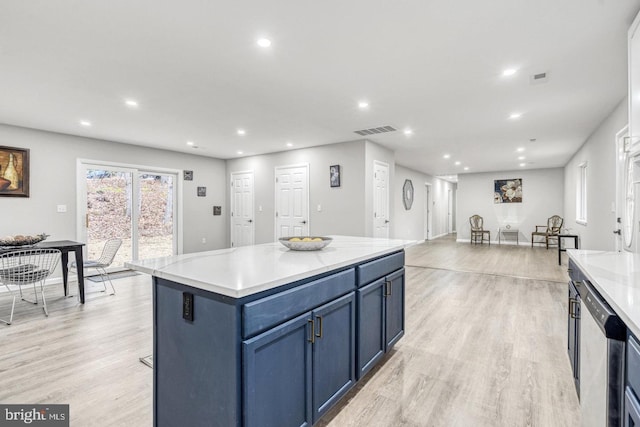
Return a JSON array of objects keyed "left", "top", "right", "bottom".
[
  {"left": 531, "top": 215, "right": 563, "bottom": 249},
  {"left": 469, "top": 214, "right": 490, "bottom": 245}
]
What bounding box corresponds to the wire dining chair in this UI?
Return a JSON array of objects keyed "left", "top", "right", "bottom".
[
  {"left": 69, "top": 238, "right": 122, "bottom": 297},
  {"left": 0, "top": 248, "right": 61, "bottom": 325}
]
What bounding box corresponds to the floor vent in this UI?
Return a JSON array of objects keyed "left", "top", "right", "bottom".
[
  {"left": 530, "top": 71, "right": 549, "bottom": 84},
  {"left": 354, "top": 125, "right": 397, "bottom": 136}
]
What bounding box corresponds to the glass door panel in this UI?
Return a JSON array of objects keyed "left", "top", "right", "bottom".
[
  {"left": 85, "top": 168, "right": 133, "bottom": 269},
  {"left": 138, "top": 173, "right": 176, "bottom": 260}
]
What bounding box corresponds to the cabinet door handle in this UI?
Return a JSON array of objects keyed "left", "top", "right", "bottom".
[
  {"left": 315, "top": 315, "right": 323, "bottom": 339},
  {"left": 385, "top": 280, "right": 392, "bottom": 296},
  {"left": 569, "top": 298, "right": 580, "bottom": 319},
  {"left": 307, "top": 319, "right": 315, "bottom": 343}
]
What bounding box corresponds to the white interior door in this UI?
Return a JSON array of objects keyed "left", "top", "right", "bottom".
[
  {"left": 275, "top": 164, "right": 309, "bottom": 239},
  {"left": 373, "top": 161, "right": 390, "bottom": 238},
  {"left": 231, "top": 171, "right": 255, "bottom": 247},
  {"left": 425, "top": 184, "right": 432, "bottom": 240},
  {"left": 447, "top": 189, "right": 453, "bottom": 234},
  {"left": 616, "top": 127, "right": 629, "bottom": 251}
]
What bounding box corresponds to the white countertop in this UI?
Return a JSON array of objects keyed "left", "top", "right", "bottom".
[
  {"left": 125, "top": 235, "right": 415, "bottom": 298},
  {"left": 568, "top": 249, "right": 640, "bottom": 338}
]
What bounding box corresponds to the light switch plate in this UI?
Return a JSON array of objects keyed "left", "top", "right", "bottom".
[{"left": 57, "top": 204, "right": 67, "bottom": 213}]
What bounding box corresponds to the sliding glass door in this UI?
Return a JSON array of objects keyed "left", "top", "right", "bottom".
[{"left": 78, "top": 162, "right": 177, "bottom": 268}]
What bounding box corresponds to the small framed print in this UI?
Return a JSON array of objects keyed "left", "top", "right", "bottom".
[
  {"left": 330, "top": 165, "right": 340, "bottom": 188},
  {"left": 197, "top": 186, "right": 206, "bottom": 197},
  {"left": 184, "top": 170, "right": 193, "bottom": 181}
]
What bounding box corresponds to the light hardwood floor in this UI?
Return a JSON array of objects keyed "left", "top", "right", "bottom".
[{"left": 0, "top": 235, "right": 578, "bottom": 426}]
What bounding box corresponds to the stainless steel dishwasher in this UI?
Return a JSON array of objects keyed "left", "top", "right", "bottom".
[{"left": 579, "top": 280, "right": 626, "bottom": 427}]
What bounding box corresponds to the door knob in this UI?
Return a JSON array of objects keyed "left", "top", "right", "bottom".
[
  {"left": 385, "top": 220, "right": 390, "bottom": 224},
  {"left": 301, "top": 220, "right": 307, "bottom": 224},
  {"left": 613, "top": 229, "right": 621, "bottom": 235},
  {"left": 247, "top": 219, "right": 253, "bottom": 223}
]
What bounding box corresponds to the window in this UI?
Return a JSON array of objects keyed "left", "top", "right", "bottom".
[{"left": 576, "top": 162, "right": 587, "bottom": 224}]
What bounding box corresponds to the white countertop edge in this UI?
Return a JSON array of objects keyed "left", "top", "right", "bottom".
[
  {"left": 126, "top": 237, "right": 413, "bottom": 298},
  {"left": 567, "top": 249, "right": 640, "bottom": 339}
]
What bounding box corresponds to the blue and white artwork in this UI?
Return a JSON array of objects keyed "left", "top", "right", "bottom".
[{"left": 494, "top": 178, "right": 522, "bottom": 203}]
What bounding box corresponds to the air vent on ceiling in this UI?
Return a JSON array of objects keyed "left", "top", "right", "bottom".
[
  {"left": 354, "top": 125, "right": 397, "bottom": 136},
  {"left": 530, "top": 71, "right": 549, "bottom": 85}
]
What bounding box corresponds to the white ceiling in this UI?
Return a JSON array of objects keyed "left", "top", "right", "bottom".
[{"left": 1, "top": 0, "right": 639, "bottom": 176}]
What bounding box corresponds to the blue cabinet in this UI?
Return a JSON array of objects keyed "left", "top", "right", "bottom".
[
  {"left": 357, "top": 278, "right": 385, "bottom": 378},
  {"left": 312, "top": 293, "right": 356, "bottom": 423},
  {"left": 243, "top": 312, "right": 313, "bottom": 427},
  {"left": 153, "top": 250, "right": 405, "bottom": 427},
  {"left": 243, "top": 292, "right": 356, "bottom": 427},
  {"left": 356, "top": 250, "right": 405, "bottom": 380},
  {"left": 385, "top": 268, "right": 405, "bottom": 350}
]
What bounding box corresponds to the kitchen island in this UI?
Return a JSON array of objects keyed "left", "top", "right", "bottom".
[{"left": 126, "top": 236, "right": 414, "bottom": 427}]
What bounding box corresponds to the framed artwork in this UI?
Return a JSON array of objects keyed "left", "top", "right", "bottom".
[
  {"left": 494, "top": 178, "right": 522, "bottom": 203},
  {"left": 330, "top": 165, "right": 341, "bottom": 187},
  {"left": 197, "top": 186, "right": 207, "bottom": 197},
  {"left": 403, "top": 179, "right": 414, "bottom": 210},
  {"left": 184, "top": 170, "right": 193, "bottom": 181},
  {"left": 0, "top": 146, "right": 29, "bottom": 197}
]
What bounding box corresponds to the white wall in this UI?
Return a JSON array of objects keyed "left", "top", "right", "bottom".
[
  {"left": 392, "top": 165, "right": 456, "bottom": 240},
  {"left": 0, "top": 124, "right": 228, "bottom": 255},
  {"left": 457, "top": 168, "right": 564, "bottom": 244},
  {"left": 564, "top": 99, "right": 627, "bottom": 251},
  {"left": 226, "top": 140, "right": 367, "bottom": 243}
]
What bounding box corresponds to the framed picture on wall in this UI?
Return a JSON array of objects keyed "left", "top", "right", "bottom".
[
  {"left": 330, "top": 165, "right": 340, "bottom": 187},
  {"left": 0, "top": 146, "right": 29, "bottom": 197},
  {"left": 197, "top": 186, "right": 207, "bottom": 197},
  {"left": 494, "top": 178, "right": 522, "bottom": 203}
]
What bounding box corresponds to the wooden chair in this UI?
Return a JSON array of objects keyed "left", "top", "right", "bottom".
[
  {"left": 469, "top": 215, "right": 490, "bottom": 245},
  {"left": 531, "top": 215, "right": 563, "bottom": 249}
]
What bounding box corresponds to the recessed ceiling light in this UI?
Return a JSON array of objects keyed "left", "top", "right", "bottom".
[
  {"left": 257, "top": 38, "right": 271, "bottom": 48},
  {"left": 502, "top": 68, "right": 518, "bottom": 77},
  {"left": 80, "top": 120, "right": 92, "bottom": 127},
  {"left": 237, "top": 151, "right": 243, "bottom": 155},
  {"left": 237, "top": 129, "right": 246, "bottom": 136},
  {"left": 286, "top": 142, "right": 293, "bottom": 147},
  {"left": 358, "top": 101, "right": 369, "bottom": 109},
  {"left": 125, "top": 99, "right": 139, "bottom": 108},
  {"left": 454, "top": 161, "right": 461, "bottom": 166},
  {"left": 519, "top": 163, "right": 526, "bottom": 167},
  {"left": 518, "top": 156, "right": 526, "bottom": 160},
  {"left": 403, "top": 129, "right": 413, "bottom": 135},
  {"left": 516, "top": 147, "right": 525, "bottom": 152},
  {"left": 509, "top": 113, "right": 522, "bottom": 119},
  {"left": 443, "top": 154, "right": 450, "bottom": 159},
  {"left": 186, "top": 141, "right": 194, "bottom": 146},
  {"left": 464, "top": 167, "right": 469, "bottom": 171}
]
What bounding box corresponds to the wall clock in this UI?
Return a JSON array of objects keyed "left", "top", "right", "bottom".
[{"left": 403, "top": 179, "right": 414, "bottom": 210}]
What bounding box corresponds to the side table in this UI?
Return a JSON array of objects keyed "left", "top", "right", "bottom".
[
  {"left": 558, "top": 234, "right": 579, "bottom": 265},
  {"left": 498, "top": 228, "right": 519, "bottom": 245}
]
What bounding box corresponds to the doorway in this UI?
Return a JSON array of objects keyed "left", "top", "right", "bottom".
[
  {"left": 447, "top": 189, "right": 453, "bottom": 234},
  {"left": 373, "top": 161, "right": 390, "bottom": 238},
  {"left": 77, "top": 161, "right": 179, "bottom": 268},
  {"left": 424, "top": 183, "right": 432, "bottom": 240},
  {"left": 275, "top": 164, "right": 309, "bottom": 239},
  {"left": 230, "top": 171, "right": 255, "bottom": 247}
]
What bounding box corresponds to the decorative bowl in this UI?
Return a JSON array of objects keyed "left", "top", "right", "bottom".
[
  {"left": 279, "top": 236, "right": 333, "bottom": 251},
  {"left": 0, "top": 233, "right": 49, "bottom": 247}
]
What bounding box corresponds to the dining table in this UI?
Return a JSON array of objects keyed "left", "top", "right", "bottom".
[{"left": 0, "top": 240, "right": 87, "bottom": 303}]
